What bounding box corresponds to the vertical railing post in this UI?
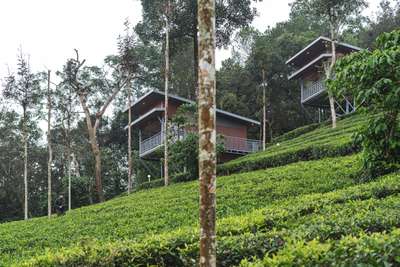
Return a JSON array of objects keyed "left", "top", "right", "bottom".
[
  {"left": 138, "top": 130, "right": 142, "bottom": 155},
  {"left": 300, "top": 79, "right": 304, "bottom": 102}
]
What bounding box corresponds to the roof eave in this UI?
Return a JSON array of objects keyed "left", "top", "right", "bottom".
[
  {"left": 288, "top": 53, "right": 332, "bottom": 80},
  {"left": 124, "top": 89, "right": 260, "bottom": 126},
  {"left": 286, "top": 36, "right": 362, "bottom": 66},
  {"left": 286, "top": 36, "right": 329, "bottom": 65}
]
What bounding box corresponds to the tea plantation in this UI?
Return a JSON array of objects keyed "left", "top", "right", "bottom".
[
  {"left": 218, "top": 114, "right": 364, "bottom": 175},
  {"left": 1, "top": 114, "right": 400, "bottom": 266}
]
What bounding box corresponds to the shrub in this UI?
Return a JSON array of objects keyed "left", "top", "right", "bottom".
[
  {"left": 328, "top": 29, "right": 400, "bottom": 179},
  {"left": 272, "top": 122, "right": 320, "bottom": 144},
  {"left": 169, "top": 133, "right": 199, "bottom": 180},
  {"left": 134, "top": 179, "right": 164, "bottom": 191},
  {"left": 171, "top": 172, "right": 193, "bottom": 183},
  {"left": 218, "top": 114, "right": 364, "bottom": 175}
]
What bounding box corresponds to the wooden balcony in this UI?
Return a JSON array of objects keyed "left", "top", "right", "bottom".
[
  {"left": 139, "top": 131, "right": 261, "bottom": 157},
  {"left": 302, "top": 80, "right": 326, "bottom": 104}
]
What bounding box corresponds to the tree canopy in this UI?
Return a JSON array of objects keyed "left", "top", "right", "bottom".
[{"left": 328, "top": 29, "right": 400, "bottom": 179}]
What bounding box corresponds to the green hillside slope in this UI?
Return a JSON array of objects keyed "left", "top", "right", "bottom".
[
  {"left": 218, "top": 114, "right": 365, "bottom": 175},
  {"left": 2, "top": 113, "right": 400, "bottom": 266},
  {"left": 18, "top": 157, "right": 400, "bottom": 267},
  {"left": 0, "top": 155, "right": 358, "bottom": 266}
]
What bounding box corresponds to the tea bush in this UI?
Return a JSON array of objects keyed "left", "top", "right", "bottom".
[
  {"left": 0, "top": 155, "right": 359, "bottom": 266},
  {"left": 218, "top": 114, "right": 365, "bottom": 175},
  {"left": 22, "top": 169, "right": 400, "bottom": 266}
]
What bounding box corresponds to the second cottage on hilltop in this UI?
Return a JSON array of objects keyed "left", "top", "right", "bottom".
[{"left": 286, "top": 36, "right": 362, "bottom": 120}]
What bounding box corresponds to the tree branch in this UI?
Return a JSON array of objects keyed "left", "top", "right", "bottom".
[{"left": 94, "top": 77, "right": 129, "bottom": 130}]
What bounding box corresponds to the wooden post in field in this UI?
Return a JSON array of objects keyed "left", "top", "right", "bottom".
[
  {"left": 262, "top": 69, "right": 267, "bottom": 151},
  {"left": 164, "top": 0, "right": 170, "bottom": 186},
  {"left": 198, "top": 0, "right": 217, "bottom": 266},
  {"left": 47, "top": 70, "right": 53, "bottom": 218}
]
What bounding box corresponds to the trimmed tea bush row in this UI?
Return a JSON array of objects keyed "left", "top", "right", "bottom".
[
  {"left": 218, "top": 114, "right": 365, "bottom": 175},
  {"left": 22, "top": 171, "right": 400, "bottom": 266},
  {"left": 272, "top": 122, "right": 320, "bottom": 144},
  {"left": 241, "top": 229, "right": 400, "bottom": 266},
  {"left": 134, "top": 173, "right": 193, "bottom": 191},
  {"left": 0, "top": 156, "right": 359, "bottom": 266}
]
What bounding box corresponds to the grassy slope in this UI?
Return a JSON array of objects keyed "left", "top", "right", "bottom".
[
  {"left": 3, "top": 113, "right": 399, "bottom": 266},
  {"left": 21, "top": 160, "right": 400, "bottom": 266},
  {"left": 218, "top": 114, "right": 365, "bottom": 175},
  {"left": 0, "top": 156, "right": 359, "bottom": 266}
]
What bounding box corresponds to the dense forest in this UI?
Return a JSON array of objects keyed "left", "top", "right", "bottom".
[{"left": 1, "top": 0, "right": 399, "bottom": 223}]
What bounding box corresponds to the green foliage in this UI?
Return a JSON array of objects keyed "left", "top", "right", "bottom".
[
  {"left": 271, "top": 122, "right": 320, "bottom": 144},
  {"left": 135, "top": 0, "right": 257, "bottom": 99},
  {"left": 60, "top": 176, "right": 92, "bottom": 208},
  {"left": 0, "top": 108, "right": 48, "bottom": 222},
  {"left": 290, "top": 0, "right": 368, "bottom": 35},
  {"left": 134, "top": 178, "right": 165, "bottom": 191},
  {"left": 15, "top": 157, "right": 400, "bottom": 267},
  {"left": 170, "top": 133, "right": 199, "bottom": 179},
  {"left": 359, "top": 0, "right": 400, "bottom": 48},
  {"left": 170, "top": 103, "right": 197, "bottom": 128},
  {"left": 329, "top": 29, "right": 400, "bottom": 179},
  {"left": 134, "top": 173, "right": 194, "bottom": 192},
  {"left": 218, "top": 114, "right": 363, "bottom": 175},
  {"left": 0, "top": 154, "right": 359, "bottom": 266}
]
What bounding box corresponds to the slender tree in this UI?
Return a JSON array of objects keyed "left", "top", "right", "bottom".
[
  {"left": 164, "top": 0, "right": 171, "bottom": 186},
  {"left": 64, "top": 51, "right": 121, "bottom": 202},
  {"left": 127, "top": 79, "right": 133, "bottom": 194},
  {"left": 119, "top": 20, "right": 139, "bottom": 194},
  {"left": 54, "top": 79, "right": 77, "bottom": 210},
  {"left": 47, "top": 70, "right": 53, "bottom": 218},
  {"left": 262, "top": 69, "right": 267, "bottom": 151},
  {"left": 137, "top": 0, "right": 256, "bottom": 99},
  {"left": 63, "top": 32, "right": 138, "bottom": 201},
  {"left": 291, "top": 0, "right": 368, "bottom": 128},
  {"left": 198, "top": 0, "right": 217, "bottom": 265},
  {"left": 3, "top": 51, "right": 41, "bottom": 220}
]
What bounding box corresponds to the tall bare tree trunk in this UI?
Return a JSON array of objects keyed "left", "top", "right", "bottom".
[
  {"left": 198, "top": 0, "right": 217, "bottom": 266},
  {"left": 262, "top": 69, "right": 267, "bottom": 151},
  {"left": 23, "top": 105, "right": 28, "bottom": 220},
  {"left": 79, "top": 95, "right": 105, "bottom": 202},
  {"left": 93, "top": 142, "right": 103, "bottom": 202},
  {"left": 164, "top": 1, "right": 170, "bottom": 186},
  {"left": 193, "top": 29, "right": 199, "bottom": 99},
  {"left": 47, "top": 70, "right": 53, "bottom": 218},
  {"left": 193, "top": 0, "right": 199, "bottom": 99},
  {"left": 67, "top": 144, "right": 72, "bottom": 210},
  {"left": 66, "top": 87, "right": 73, "bottom": 211},
  {"left": 127, "top": 81, "right": 133, "bottom": 194},
  {"left": 328, "top": 22, "right": 337, "bottom": 128}
]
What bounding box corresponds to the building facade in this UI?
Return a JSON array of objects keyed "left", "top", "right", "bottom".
[
  {"left": 286, "top": 36, "right": 361, "bottom": 117},
  {"left": 125, "top": 90, "right": 261, "bottom": 163}
]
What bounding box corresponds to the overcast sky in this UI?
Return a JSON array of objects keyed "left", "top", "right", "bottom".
[{"left": 0, "top": 0, "right": 383, "bottom": 83}]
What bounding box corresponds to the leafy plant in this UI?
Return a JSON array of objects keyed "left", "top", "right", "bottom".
[{"left": 328, "top": 29, "right": 400, "bottom": 179}]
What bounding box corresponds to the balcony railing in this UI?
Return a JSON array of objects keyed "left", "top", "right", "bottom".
[
  {"left": 139, "top": 131, "right": 261, "bottom": 157},
  {"left": 222, "top": 136, "right": 261, "bottom": 154},
  {"left": 140, "top": 132, "right": 163, "bottom": 156},
  {"left": 302, "top": 80, "right": 325, "bottom": 103}
]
